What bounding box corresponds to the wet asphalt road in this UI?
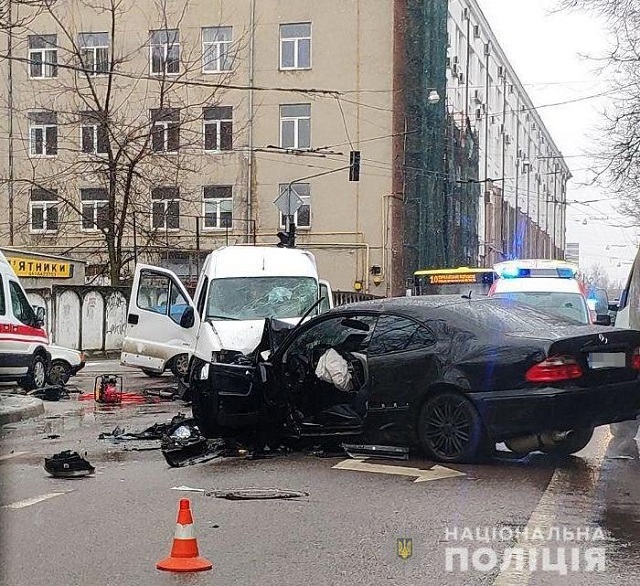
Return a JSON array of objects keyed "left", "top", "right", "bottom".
[{"left": 0, "top": 361, "right": 639, "bottom": 586}]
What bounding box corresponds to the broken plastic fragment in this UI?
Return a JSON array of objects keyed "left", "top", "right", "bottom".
[
  {"left": 44, "top": 451, "right": 95, "bottom": 478},
  {"left": 206, "top": 488, "right": 309, "bottom": 500}
]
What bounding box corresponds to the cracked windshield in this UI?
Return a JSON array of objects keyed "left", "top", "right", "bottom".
[{"left": 3, "top": 0, "right": 640, "bottom": 585}]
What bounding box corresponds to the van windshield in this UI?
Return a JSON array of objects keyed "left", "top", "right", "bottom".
[
  {"left": 206, "top": 276, "right": 318, "bottom": 320},
  {"left": 492, "top": 291, "right": 590, "bottom": 324}
]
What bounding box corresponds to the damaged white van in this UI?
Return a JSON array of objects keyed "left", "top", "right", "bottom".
[{"left": 121, "top": 246, "right": 333, "bottom": 380}]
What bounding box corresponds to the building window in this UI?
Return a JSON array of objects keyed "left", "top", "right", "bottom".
[
  {"left": 280, "top": 104, "right": 310, "bottom": 149},
  {"left": 81, "top": 111, "right": 109, "bottom": 154},
  {"left": 30, "top": 187, "right": 58, "bottom": 233},
  {"left": 202, "top": 27, "right": 233, "bottom": 72},
  {"left": 28, "top": 111, "right": 57, "bottom": 156},
  {"left": 280, "top": 23, "right": 311, "bottom": 70},
  {"left": 203, "top": 106, "right": 233, "bottom": 151},
  {"left": 150, "top": 29, "right": 179, "bottom": 74},
  {"left": 81, "top": 188, "right": 109, "bottom": 231},
  {"left": 151, "top": 186, "right": 180, "bottom": 230},
  {"left": 278, "top": 183, "right": 310, "bottom": 229},
  {"left": 28, "top": 34, "right": 57, "bottom": 78},
  {"left": 151, "top": 108, "right": 180, "bottom": 153},
  {"left": 203, "top": 185, "right": 232, "bottom": 229},
  {"left": 79, "top": 32, "right": 109, "bottom": 75}
]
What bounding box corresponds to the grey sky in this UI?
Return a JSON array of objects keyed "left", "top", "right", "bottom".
[{"left": 476, "top": 0, "right": 638, "bottom": 284}]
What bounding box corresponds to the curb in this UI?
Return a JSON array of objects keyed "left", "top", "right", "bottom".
[{"left": 0, "top": 396, "right": 45, "bottom": 426}]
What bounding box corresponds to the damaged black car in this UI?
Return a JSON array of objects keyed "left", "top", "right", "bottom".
[{"left": 188, "top": 296, "right": 640, "bottom": 463}]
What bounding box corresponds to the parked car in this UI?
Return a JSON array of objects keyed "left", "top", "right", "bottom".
[
  {"left": 189, "top": 295, "right": 640, "bottom": 463},
  {"left": 0, "top": 251, "right": 50, "bottom": 390},
  {"left": 46, "top": 345, "right": 86, "bottom": 385}
]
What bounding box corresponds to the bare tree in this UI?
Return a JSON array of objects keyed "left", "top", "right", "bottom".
[{"left": 0, "top": 0, "right": 242, "bottom": 284}]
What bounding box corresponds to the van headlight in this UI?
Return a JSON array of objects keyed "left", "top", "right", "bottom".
[{"left": 200, "top": 363, "right": 210, "bottom": 380}]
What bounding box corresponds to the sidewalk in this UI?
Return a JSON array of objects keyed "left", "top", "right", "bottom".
[{"left": 0, "top": 393, "right": 45, "bottom": 425}]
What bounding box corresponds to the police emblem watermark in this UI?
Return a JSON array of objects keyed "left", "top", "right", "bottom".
[{"left": 397, "top": 538, "right": 413, "bottom": 560}]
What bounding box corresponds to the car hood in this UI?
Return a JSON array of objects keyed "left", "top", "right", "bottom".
[
  {"left": 48, "top": 344, "right": 83, "bottom": 365},
  {"left": 207, "top": 318, "right": 299, "bottom": 355}
]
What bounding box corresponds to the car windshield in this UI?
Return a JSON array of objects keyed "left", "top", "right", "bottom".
[
  {"left": 206, "top": 276, "right": 318, "bottom": 320},
  {"left": 492, "top": 291, "right": 590, "bottom": 324}
]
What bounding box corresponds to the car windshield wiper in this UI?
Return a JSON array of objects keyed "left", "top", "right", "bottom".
[{"left": 206, "top": 314, "right": 240, "bottom": 321}]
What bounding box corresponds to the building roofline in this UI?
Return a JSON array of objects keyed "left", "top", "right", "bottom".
[{"left": 0, "top": 247, "right": 87, "bottom": 265}]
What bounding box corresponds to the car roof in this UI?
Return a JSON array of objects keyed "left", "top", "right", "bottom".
[
  {"left": 492, "top": 277, "right": 584, "bottom": 294},
  {"left": 329, "top": 295, "right": 494, "bottom": 317}
]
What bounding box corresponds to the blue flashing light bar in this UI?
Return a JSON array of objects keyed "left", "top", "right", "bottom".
[{"left": 495, "top": 262, "right": 578, "bottom": 279}]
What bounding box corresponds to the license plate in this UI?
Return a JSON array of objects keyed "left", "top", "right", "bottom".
[{"left": 588, "top": 352, "right": 626, "bottom": 369}]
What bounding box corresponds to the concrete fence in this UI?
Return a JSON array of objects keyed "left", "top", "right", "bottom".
[{"left": 27, "top": 285, "right": 130, "bottom": 353}]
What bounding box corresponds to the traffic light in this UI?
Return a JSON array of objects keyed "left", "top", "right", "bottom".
[{"left": 349, "top": 150, "right": 361, "bottom": 182}]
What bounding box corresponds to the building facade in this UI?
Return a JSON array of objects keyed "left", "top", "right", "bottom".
[{"left": 0, "top": 0, "right": 568, "bottom": 295}]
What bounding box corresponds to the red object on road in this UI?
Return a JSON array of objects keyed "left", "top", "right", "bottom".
[
  {"left": 156, "top": 499, "right": 213, "bottom": 573},
  {"left": 94, "top": 375, "right": 123, "bottom": 404}
]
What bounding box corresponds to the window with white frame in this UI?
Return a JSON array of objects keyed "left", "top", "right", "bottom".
[
  {"left": 280, "top": 23, "right": 311, "bottom": 70},
  {"left": 28, "top": 34, "right": 57, "bottom": 78},
  {"left": 80, "top": 111, "right": 109, "bottom": 154},
  {"left": 28, "top": 111, "right": 57, "bottom": 156},
  {"left": 151, "top": 186, "right": 180, "bottom": 230},
  {"left": 203, "top": 106, "right": 233, "bottom": 151},
  {"left": 280, "top": 104, "right": 310, "bottom": 149},
  {"left": 81, "top": 188, "right": 109, "bottom": 231},
  {"left": 278, "top": 183, "right": 310, "bottom": 229},
  {"left": 203, "top": 185, "right": 232, "bottom": 229},
  {"left": 79, "top": 32, "right": 109, "bottom": 75},
  {"left": 150, "top": 29, "right": 179, "bottom": 74},
  {"left": 151, "top": 108, "right": 180, "bottom": 152},
  {"left": 30, "top": 187, "right": 59, "bottom": 233},
  {"left": 202, "top": 27, "right": 233, "bottom": 72}
]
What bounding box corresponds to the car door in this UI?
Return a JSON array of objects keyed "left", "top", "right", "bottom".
[
  {"left": 120, "top": 264, "right": 198, "bottom": 372},
  {"left": 366, "top": 314, "right": 439, "bottom": 434}
]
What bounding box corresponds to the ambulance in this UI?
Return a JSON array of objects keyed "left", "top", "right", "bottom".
[{"left": 0, "top": 251, "right": 51, "bottom": 389}]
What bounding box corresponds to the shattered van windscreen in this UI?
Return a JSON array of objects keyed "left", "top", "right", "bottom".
[
  {"left": 491, "top": 292, "right": 589, "bottom": 324},
  {"left": 206, "top": 277, "right": 318, "bottom": 320}
]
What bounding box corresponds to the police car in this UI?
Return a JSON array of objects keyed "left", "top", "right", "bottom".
[
  {"left": 489, "top": 259, "right": 608, "bottom": 325},
  {"left": 0, "top": 251, "right": 51, "bottom": 389}
]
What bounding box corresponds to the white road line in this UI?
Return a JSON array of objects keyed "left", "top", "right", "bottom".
[
  {"left": 0, "top": 452, "right": 29, "bottom": 461},
  {"left": 2, "top": 492, "right": 69, "bottom": 510},
  {"left": 332, "top": 458, "right": 466, "bottom": 482},
  {"left": 492, "top": 432, "right": 609, "bottom": 586}
]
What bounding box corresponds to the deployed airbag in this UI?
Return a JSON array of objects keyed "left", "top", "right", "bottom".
[{"left": 315, "top": 348, "right": 353, "bottom": 392}]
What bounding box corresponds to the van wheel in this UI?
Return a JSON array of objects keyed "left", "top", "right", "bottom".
[
  {"left": 48, "top": 360, "right": 71, "bottom": 386},
  {"left": 20, "top": 353, "right": 48, "bottom": 391},
  {"left": 170, "top": 354, "right": 189, "bottom": 378}
]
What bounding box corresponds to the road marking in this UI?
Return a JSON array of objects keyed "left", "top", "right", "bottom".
[
  {"left": 2, "top": 492, "right": 69, "bottom": 510},
  {"left": 0, "top": 452, "right": 29, "bottom": 461},
  {"left": 492, "top": 431, "right": 609, "bottom": 586},
  {"left": 332, "top": 458, "right": 466, "bottom": 483}
]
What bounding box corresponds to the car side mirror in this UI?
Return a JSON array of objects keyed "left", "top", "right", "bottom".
[
  {"left": 595, "top": 314, "right": 612, "bottom": 326},
  {"left": 179, "top": 306, "right": 195, "bottom": 328},
  {"left": 33, "top": 306, "right": 46, "bottom": 328}
]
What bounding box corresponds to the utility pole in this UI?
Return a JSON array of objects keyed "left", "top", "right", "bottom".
[{"left": 7, "top": 0, "right": 14, "bottom": 244}]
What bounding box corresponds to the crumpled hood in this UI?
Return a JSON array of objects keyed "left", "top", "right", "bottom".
[{"left": 207, "top": 318, "right": 300, "bottom": 355}]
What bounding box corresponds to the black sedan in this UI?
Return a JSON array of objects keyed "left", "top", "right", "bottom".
[{"left": 189, "top": 296, "right": 640, "bottom": 463}]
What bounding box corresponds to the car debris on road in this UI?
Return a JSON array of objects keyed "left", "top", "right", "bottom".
[{"left": 44, "top": 450, "right": 95, "bottom": 478}]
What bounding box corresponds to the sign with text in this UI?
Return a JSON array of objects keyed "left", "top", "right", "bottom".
[{"left": 8, "top": 256, "right": 73, "bottom": 279}]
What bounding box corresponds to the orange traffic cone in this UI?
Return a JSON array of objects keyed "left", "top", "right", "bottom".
[{"left": 156, "top": 498, "right": 213, "bottom": 573}]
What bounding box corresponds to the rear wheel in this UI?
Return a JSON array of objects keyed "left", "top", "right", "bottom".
[
  {"left": 610, "top": 419, "right": 640, "bottom": 439},
  {"left": 170, "top": 354, "right": 189, "bottom": 378},
  {"left": 417, "top": 391, "right": 488, "bottom": 463},
  {"left": 541, "top": 426, "right": 594, "bottom": 456},
  {"left": 19, "top": 353, "right": 48, "bottom": 391}
]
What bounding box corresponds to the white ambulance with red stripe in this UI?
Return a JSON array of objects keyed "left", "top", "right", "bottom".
[{"left": 0, "top": 251, "right": 50, "bottom": 389}]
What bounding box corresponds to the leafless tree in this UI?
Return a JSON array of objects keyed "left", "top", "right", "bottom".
[
  {"left": 0, "top": 0, "right": 243, "bottom": 284},
  {"left": 559, "top": 0, "right": 640, "bottom": 225}
]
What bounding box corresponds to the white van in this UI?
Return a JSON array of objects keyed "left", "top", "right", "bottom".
[
  {"left": 610, "top": 247, "right": 640, "bottom": 438},
  {"left": 0, "top": 251, "right": 51, "bottom": 389},
  {"left": 120, "top": 246, "right": 333, "bottom": 377}
]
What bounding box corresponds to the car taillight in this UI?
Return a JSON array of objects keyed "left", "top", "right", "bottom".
[
  {"left": 525, "top": 356, "right": 583, "bottom": 383},
  {"left": 632, "top": 348, "right": 640, "bottom": 371}
]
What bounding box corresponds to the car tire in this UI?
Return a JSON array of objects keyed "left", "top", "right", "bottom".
[
  {"left": 48, "top": 360, "right": 71, "bottom": 386},
  {"left": 541, "top": 426, "right": 595, "bottom": 456},
  {"left": 609, "top": 419, "right": 640, "bottom": 439},
  {"left": 19, "top": 352, "right": 48, "bottom": 391},
  {"left": 417, "top": 391, "right": 488, "bottom": 463},
  {"left": 170, "top": 354, "right": 189, "bottom": 378},
  {"left": 141, "top": 368, "right": 164, "bottom": 377}
]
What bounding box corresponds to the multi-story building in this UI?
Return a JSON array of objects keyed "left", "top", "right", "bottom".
[{"left": 0, "top": 0, "right": 568, "bottom": 295}]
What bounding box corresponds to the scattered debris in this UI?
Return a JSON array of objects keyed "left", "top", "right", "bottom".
[
  {"left": 45, "top": 434, "right": 61, "bottom": 440},
  {"left": 342, "top": 444, "right": 410, "bottom": 461},
  {"left": 607, "top": 455, "right": 635, "bottom": 460},
  {"left": 206, "top": 488, "right": 309, "bottom": 500},
  {"left": 171, "top": 486, "right": 206, "bottom": 493},
  {"left": 98, "top": 414, "right": 188, "bottom": 442},
  {"left": 44, "top": 450, "right": 95, "bottom": 478},
  {"left": 28, "top": 385, "right": 79, "bottom": 401}
]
